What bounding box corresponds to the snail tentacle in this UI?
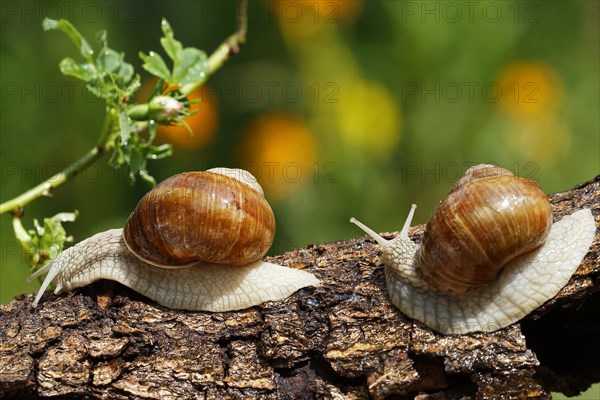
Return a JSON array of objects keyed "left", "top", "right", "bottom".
[
  {"left": 351, "top": 204, "right": 426, "bottom": 289},
  {"left": 30, "top": 261, "right": 63, "bottom": 306}
]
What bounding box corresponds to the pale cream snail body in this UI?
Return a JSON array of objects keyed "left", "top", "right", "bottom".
[
  {"left": 30, "top": 168, "right": 319, "bottom": 311},
  {"left": 350, "top": 164, "right": 596, "bottom": 335}
]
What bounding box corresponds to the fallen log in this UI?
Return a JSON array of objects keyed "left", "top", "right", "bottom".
[{"left": 1, "top": 176, "right": 598, "bottom": 399}]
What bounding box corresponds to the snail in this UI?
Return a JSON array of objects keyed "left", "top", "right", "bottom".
[
  {"left": 29, "top": 168, "right": 319, "bottom": 312},
  {"left": 350, "top": 164, "right": 596, "bottom": 335}
]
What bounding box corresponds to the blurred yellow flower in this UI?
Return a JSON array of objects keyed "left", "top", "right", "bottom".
[
  {"left": 497, "top": 60, "right": 564, "bottom": 120},
  {"left": 238, "top": 112, "right": 317, "bottom": 199},
  {"left": 496, "top": 61, "right": 570, "bottom": 165},
  {"left": 274, "top": 0, "right": 363, "bottom": 38},
  {"left": 334, "top": 79, "right": 401, "bottom": 158},
  {"left": 321, "top": 0, "right": 363, "bottom": 23}
]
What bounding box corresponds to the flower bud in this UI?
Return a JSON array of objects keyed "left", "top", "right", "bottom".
[{"left": 148, "top": 96, "right": 185, "bottom": 123}]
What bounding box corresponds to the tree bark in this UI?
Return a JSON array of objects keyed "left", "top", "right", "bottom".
[{"left": 1, "top": 176, "right": 599, "bottom": 400}]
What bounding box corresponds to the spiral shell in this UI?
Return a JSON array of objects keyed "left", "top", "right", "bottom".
[
  {"left": 123, "top": 169, "right": 275, "bottom": 268},
  {"left": 416, "top": 165, "right": 553, "bottom": 293}
]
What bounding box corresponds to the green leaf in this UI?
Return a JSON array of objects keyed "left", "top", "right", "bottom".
[
  {"left": 86, "top": 80, "right": 109, "bottom": 99},
  {"left": 128, "top": 146, "right": 145, "bottom": 174},
  {"left": 119, "top": 109, "right": 132, "bottom": 142},
  {"left": 108, "top": 145, "right": 125, "bottom": 169},
  {"left": 42, "top": 18, "right": 94, "bottom": 62},
  {"left": 148, "top": 143, "right": 172, "bottom": 160},
  {"left": 14, "top": 211, "right": 77, "bottom": 271},
  {"left": 139, "top": 51, "right": 171, "bottom": 81},
  {"left": 41, "top": 217, "right": 68, "bottom": 260},
  {"left": 139, "top": 170, "right": 157, "bottom": 186},
  {"left": 97, "top": 49, "right": 134, "bottom": 82},
  {"left": 12, "top": 216, "right": 31, "bottom": 243},
  {"left": 95, "top": 29, "right": 134, "bottom": 84},
  {"left": 147, "top": 79, "right": 166, "bottom": 101},
  {"left": 58, "top": 58, "right": 97, "bottom": 81},
  {"left": 96, "top": 29, "right": 108, "bottom": 48},
  {"left": 143, "top": 18, "right": 210, "bottom": 87},
  {"left": 107, "top": 127, "right": 168, "bottom": 186},
  {"left": 123, "top": 75, "right": 142, "bottom": 98},
  {"left": 159, "top": 19, "right": 182, "bottom": 61},
  {"left": 97, "top": 47, "right": 122, "bottom": 73},
  {"left": 147, "top": 120, "right": 158, "bottom": 142},
  {"left": 172, "top": 48, "right": 209, "bottom": 85},
  {"left": 46, "top": 19, "right": 134, "bottom": 103},
  {"left": 117, "top": 62, "right": 134, "bottom": 83},
  {"left": 178, "top": 119, "right": 193, "bottom": 135}
]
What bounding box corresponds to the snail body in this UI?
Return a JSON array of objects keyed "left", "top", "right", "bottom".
[
  {"left": 30, "top": 168, "right": 319, "bottom": 311},
  {"left": 351, "top": 164, "right": 596, "bottom": 335}
]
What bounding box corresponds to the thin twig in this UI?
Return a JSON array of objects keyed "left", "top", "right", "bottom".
[
  {"left": 180, "top": 0, "right": 248, "bottom": 96},
  {"left": 0, "top": 0, "right": 249, "bottom": 216},
  {"left": 0, "top": 136, "right": 108, "bottom": 215}
]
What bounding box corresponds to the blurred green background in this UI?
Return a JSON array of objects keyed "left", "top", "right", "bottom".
[{"left": 1, "top": 1, "right": 599, "bottom": 397}]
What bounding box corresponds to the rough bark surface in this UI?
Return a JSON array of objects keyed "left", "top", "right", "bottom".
[{"left": 1, "top": 176, "right": 599, "bottom": 400}]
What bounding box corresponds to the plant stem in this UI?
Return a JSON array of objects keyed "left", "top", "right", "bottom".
[
  {"left": 0, "top": 146, "right": 105, "bottom": 215},
  {"left": 96, "top": 106, "right": 117, "bottom": 148},
  {"left": 0, "top": 109, "right": 115, "bottom": 215},
  {"left": 0, "top": 0, "right": 248, "bottom": 216},
  {"left": 180, "top": 0, "right": 247, "bottom": 96}
]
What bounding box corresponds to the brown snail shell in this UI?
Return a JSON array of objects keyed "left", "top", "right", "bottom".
[
  {"left": 417, "top": 165, "right": 553, "bottom": 293},
  {"left": 123, "top": 170, "right": 275, "bottom": 268}
]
